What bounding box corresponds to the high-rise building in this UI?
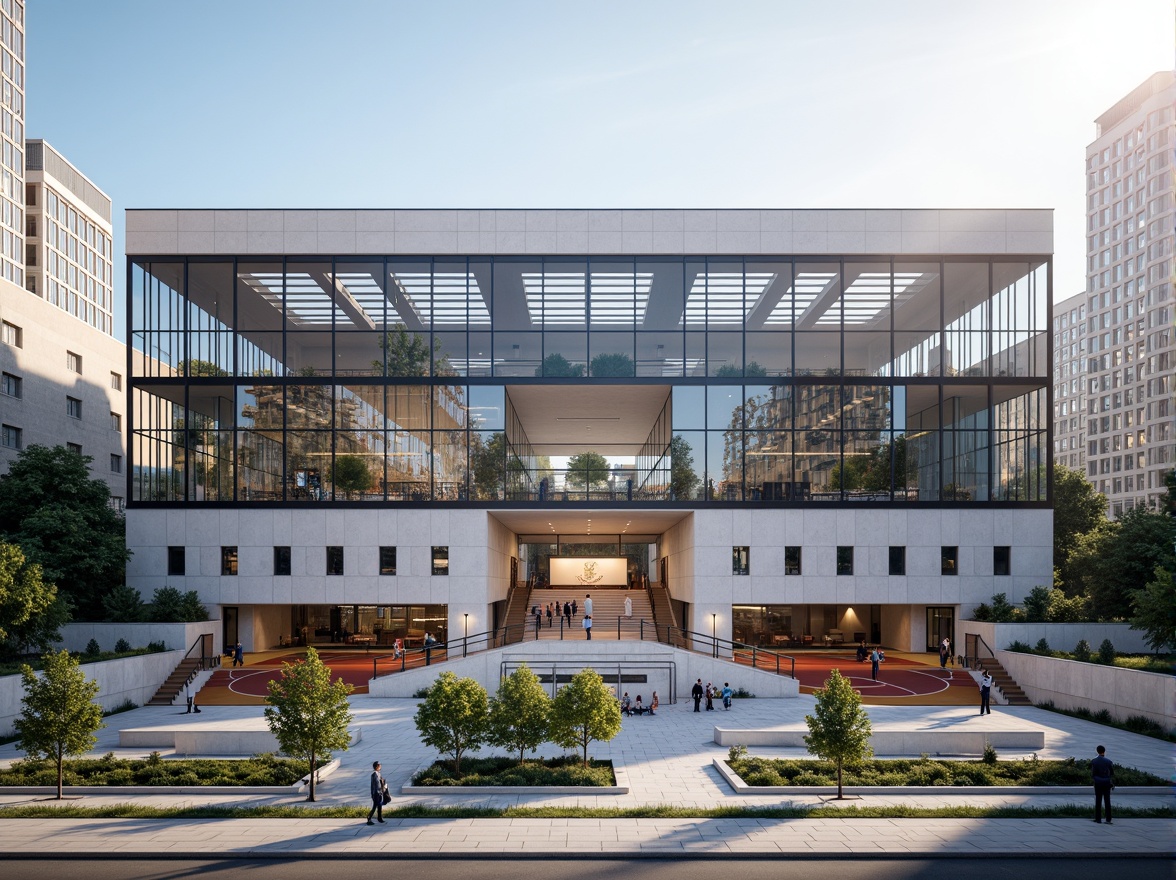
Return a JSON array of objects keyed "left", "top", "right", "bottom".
[
  {"left": 1083, "top": 70, "right": 1175, "bottom": 516},
  {"left": 0, "top": 2, "right": 126, "bottom": 504},
  {"left": 124, "top": 208, "right": 1054, "bottom": 655},
  {"left": 1052, "top": 290, "right": 1087, "bottom": 472}
]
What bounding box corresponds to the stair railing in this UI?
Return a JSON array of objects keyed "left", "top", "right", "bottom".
[{"left": 964, "top": 632, "right": 997, "bottom": 671}]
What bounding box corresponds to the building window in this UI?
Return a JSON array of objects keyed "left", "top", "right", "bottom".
[
  {"left": 2, "top": 321, "right": 22, "bottom": 347},
  {"left": 784, "top": 546, "right": 802, "bottom": 575},
  {"left": 1, "top": 372, "right": 20, "bottom": 398},
  {"left": 66, "top": 396, "right": 82, "bottom": 419},
  {"left": 432, "top": 546, "right": 449, "bottom": 576},
  {"left": 1, "top": 424, "right": 21, "bottom": 450},
  {"left": 25, "top": 243, "right": 36, "bottom": 266},
  {"left": 889, "top": 546, "right": 906, "bottom": 576},
  {"left": 836, "top": 546, "right": 854, "bottom": 576},
  {"left": 110, "top": 412, "right": 121, "bottom": 432},
  {"left": 66, "top": 351, "right": 82, "bottom": 374},
  {"left": 273, "top": 546, "right": 291, "bottom": 576},
  {"left": 379, "top": 546, "right": 397, "bottom": 576},
  {"left": 732, "top": 546, "right": 750, "bottom": 575},
  {"left": 941, "top": 546, "right": 958, "bottom": 576},
  {"left": 66, "top": 442, "right": 82, "bottom": 455},
  {"left": 326, "top": 546, "right": 345, "bottom": 575},
  {"left": 167, "top": 546, "right": 186, "bottom": 576},
  {"left": 110, "top": 454, "right": 122, "bottom": 473},
  {"left": 221, "top": 546, "right": 238, "bottom": 576},
  {"left": 110, "top": 371, "right": 122, "bottom": 391},
  {"left": 993, "top": 546, "right": 1011, "bottom": 576}
]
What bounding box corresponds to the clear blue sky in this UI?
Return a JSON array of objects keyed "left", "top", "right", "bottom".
[{"left": 26, "top": 0, "right": 1175, "bottom": 340}]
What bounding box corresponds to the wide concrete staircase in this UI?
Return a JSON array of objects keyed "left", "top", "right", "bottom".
[
  {"left": 975, "top": 657, "right": 1032, "bottom": 705},
  {"left": 526, "top": 589, "right": 652, "bottom": 639}
]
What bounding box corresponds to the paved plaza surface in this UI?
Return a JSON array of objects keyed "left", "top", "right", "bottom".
[{"left": 0, "top": 694, "right": 1172, "bottom": 857}]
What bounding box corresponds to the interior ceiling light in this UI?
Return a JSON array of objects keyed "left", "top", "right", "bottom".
[
  {"left": 681, "top": 272, "right": 777, "bottom": 325},
  {"left": 240, "top": 272, "right": 346, "bottom": 326},
  {"left": 814, "top": 272, "right": 930, "bottom": 326},
  {"left": 521, "top": 272, "right": 653, "bottom": 326},
  {"left": 389, "top": 270, "right": 491, "bottom": 326},
  {"left": 763, "top": 272, "right": 837, "bottom": 326}
]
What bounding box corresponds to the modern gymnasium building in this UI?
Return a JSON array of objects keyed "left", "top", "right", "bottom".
[{"left": 124, "top": 208, "right": 1053, "bottom": 655}]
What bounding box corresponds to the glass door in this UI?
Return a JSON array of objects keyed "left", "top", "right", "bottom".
[{"left": 925, "top": 606, "right": 954, "bottom": 652}]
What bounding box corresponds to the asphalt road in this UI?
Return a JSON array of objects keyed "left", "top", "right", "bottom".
[{"left": 4, "top": 859, "right": 1171, "bottom": 880}]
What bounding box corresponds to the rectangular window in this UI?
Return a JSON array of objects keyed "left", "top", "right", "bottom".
[
  {"left": 836, "top": 546, "right": 854, "bottom": 576},
  {"left": 1, "top": 371, "right": 20, "bottom": 398},
  {"left": 326, "top": 546, "right": 344, "bottom": 576},
  {"left": 273, "top": 546, "right": 291, "bottom": 576},
  {"left": 379, "top": 546, "right": 397, "bottom": 576},
  {"left": 221, "top": 546, "right": 238, "bottom": 576},
  {"left": 167, "top": 546, "right": 186, "bottom": 576},
  {"left": 2, "top": 321, "right": 21, "bottom": 347},
  {"left": 993, "top": 546, "right": 1011, "bottom": 577},
  {"left": 941, "top": 546, "right": 958, "bottom": 576},
  {"left": 110, "top": 371, "right": 122, "bottom": 391},
  {"left": 732, "top": 546, "right": 750, "bottom": 575},
  {"left": 110, "top": 454, "right": 121, "bottom": 473},
  {"left": 66, "top": 350, "right": 82, "bottom": 373},
  {"left": 1, "top": 424, "right": 21, "bottom": 449},
  {"left": 784, "top": 546, "right": 801, "bottom": 575},
  {"left": 66, "top": 396, "right": 82, "bottom": 419},
  {"left": 888, "top": 546, "right": 906, "bottom": 576},
  {"left": 110, "top": 412, "right": 121, "bottom": 432},
  {"left": 432, "top": 546, "right": 449, "bottom": 576},
  {"left": 66, "top": 442, "right": 82, "bottom": 455}
]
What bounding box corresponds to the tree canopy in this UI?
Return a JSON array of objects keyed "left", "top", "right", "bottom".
[
  {"left": 565, "top": 451, "right": 611, "bottom": 490},
  {"left": 17, "top": 649, "right": 105, "bottom": 798},
  {"left": 263, "top": 647, "right": 354, "bottom": 801},
  {"left": 487, "top": 664, "right": 552, "bottom": 764},
  {"left": 331, "top": 454, "right": 374, "bottom": 499},
  {"left": 1070, "top": 507, "right": 1176, "bottom": 619},
  {"left": 0, "top": 543, "right": 69, "bottom": 659},
  {"left": 414, "top": 672, "right": 489, "bottom": 775},
  {"left": 670, "top": 435, "right": 701, "bottom": 500},
  {"left": 588, "top": 352, "right": 634, "bottom": 377},
  {"left": 803, "top": 668, "right": 872, "bottom": 799},
  {"left": 1052, "top": 463, "right": 1109, "bottom": 590},
  {"left": 548, "top": 668, "right": 622, "bottom": 766},
  {"left": 0, "top": 445, "right": 130, "bottom": 621},
  {"left": 1130, "top": 566, "right": 1176, "bottom": 653},
  {"left": 535, "top": 352, "right": 584, "bottom": 378}
]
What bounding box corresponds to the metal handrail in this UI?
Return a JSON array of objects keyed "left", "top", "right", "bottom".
[
  {"left": 965, "top": 632, "right": 997, "bottom": 671},
  {"left": 639, "top": 622, "right": 796, "bottom": 679},
  {"left": 500, "top": 659, "right": 677, "bottom": 705},
  {"left": 186, "top": 632, "right": 219, "bottom": 672}
]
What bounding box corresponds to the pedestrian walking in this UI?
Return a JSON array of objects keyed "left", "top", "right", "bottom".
[
  {"left": 367, "top": 760, "right": 387, "bottom": 825},
  {"left": 705, "top": 682, "right": 714, "bottom": 711},
  {"left": 979, "top": 670, "right": 993, "bottom": 715},
  {"left": 233, "top": 642, "right": 243, "bottom": 667},
  {"left": 583, "top": 614, "right": 593, "bottom": 639},
  {"left": 584, "top": 594, "right": 593, "bottom": 616},
  {"left": 692, "top": 679, "right": 703, "bottom": 712},
  {"left": 572, "top": 598, "right": 578, "bottom": 618},
  {"left": 721, "top": 682, "right": 733, "bottom": 710},
  {"left": 533, "top": 605, "right": 542, "bottom": 633},
  {"left": 870, "top": 646, "right": 882, "bottom": 681},
  {"left": 1092, "top": 745, "right": 1115, "bottom": 823},
  {"left": 545, "top": 603, "right": 553, "bottom": 628},
  {"left": 939, "top": 638, "right": 949, "bottom": 669},
  {"left": 424, "top": 632, "right": 437, "bottom": 665},
  {"left": 624, "top": 595, "right": 632, "bottom": 618},
  {"left": 563, "top": 601, "right": 572, "bottom": 626}
]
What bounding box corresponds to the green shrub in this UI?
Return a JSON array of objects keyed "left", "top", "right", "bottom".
[
  {"left": 0, "top": 754, "right": 309, "bottom": 787},
  {"left": 1022, "top": 586, "right": 1052, "bottom": 622},
  {"left": 146, "top": 641, "right": 167, "bottom": 653},
  {"left": 1034, "top": 638, "right": 1051, "bottom": 655},
  {"left": 728, "top": 744, "right": 748, "bottom": 762},
  {"left": 84, "top": 639, "right": 101, "bottom": 657},
  {"left": 114, "top": 639, "right": 131, "bottom": 653},
  {"left": 1007, "top": 640, "right": 1034, "bottom": 653},
  {"left": 1073, "top": 640, "right": 1092, "bottom": 662},
  {"left": 1123, "top": 715, "right": 1164, "bottom": 737},
  {"left": 411, "top": 755, "right": 614, "bottom": 787},
  {"left": 1098, "top": 639, "right": 1116, "bottom": 665},
  {"left": 972, "top": 603, "right": 992, "bottom": 622},
  {"left": 982, "top": 742, "right": 998, "bottom": 765},
  {"left": 731, "top": 687, "right": 755, "bottom": 698}
]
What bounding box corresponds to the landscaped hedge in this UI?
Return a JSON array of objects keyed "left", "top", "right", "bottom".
[
  {"left": 727, "top": 756, "right": 1167, "bottom": 787},
  {"left": 0, "top": 752, "right": 310, "bottom": 787},
  {"left": 412, "top": 755, "right": 615, "bottom": 786}
]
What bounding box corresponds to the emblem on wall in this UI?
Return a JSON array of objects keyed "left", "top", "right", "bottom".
[{"left": 577, "top": 561, "right": 604, "bottom": 585}]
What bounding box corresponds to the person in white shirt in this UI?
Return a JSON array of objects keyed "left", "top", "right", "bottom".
[
  {"left": 583, "top": 614, "right": 593, "bottom": 640},
  {"left": 979, "top": 671, "right": 994, "bottom": 715},
  {"left": 624, "top": 595, "right": 632, "bottom": 618},
  {"left": 584, "top": 594, "right": 593, "bottom": 616}
]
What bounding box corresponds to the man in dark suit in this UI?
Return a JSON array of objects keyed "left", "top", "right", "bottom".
[
  {"left": 692, "top": 678, "right": 704, "bottom": 712},
  {"left": 367, "top": 760, "right": 386, "bottom": 825},
  {"left": 1091, "top": 745, "right": 1115, "bottom": 824}
]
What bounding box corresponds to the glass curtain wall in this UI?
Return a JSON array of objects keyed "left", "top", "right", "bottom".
[{"left": 130, "top": 256, "right": 1050, "bottom": 505}]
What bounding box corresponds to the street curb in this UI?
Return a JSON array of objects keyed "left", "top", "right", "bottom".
[
  {"left": 400, "top": 760, "right": 629, "bottom": 795},
  {"left": 2, "top": 851, "right": 1171, "bottom": 861}
]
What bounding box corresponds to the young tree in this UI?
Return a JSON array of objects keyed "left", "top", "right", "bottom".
[
  {"left": 565, "top": 452, "right": 611, "bottom": 490},
  {"left": 588, "top": 352, "right": 635, "bottom": 377},
  {"left": 487, "top": 664, "right": 551, "bottom": 764},
  {"left": 263, "top": 647, "right": 354, "bottom": 801},
  {"left": 330, "top": 454, "right": 374, "bottom": 500},
  {"left": 535, "top": 352, "right": 584, "bottom": 378},
  {"left": 548, "top": 668, "right": 622, "bottom": 767},
  {"left": 414, "top": 672, "right": 489, "bottom": 775},
  {"left": 0, "top": 543, "right": 69, "bottom": 658},
  {"left": 102, "top": 584, "right": 145, "bottom": 623},
  {"left": 669, "top": 434, "right": 701, "bottom": 500},
  {"left": 16, "top": 649, "right": 105, "bottom": 799},
  {"left": 1130, "top": 567, "right": 1176, "bottom": 653},
  {"left": 1052, "top": 463, "right": 1109, "bottom": 591},
  {"left": 0, "top": 445, "right": 130, "bottom": 620},
  {"left": 803, "top": 668, "right": 873, "bottom": 799}
]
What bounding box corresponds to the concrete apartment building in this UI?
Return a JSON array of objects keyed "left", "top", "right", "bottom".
[
  {"left": 0, "top": 2, "right": 127, "bottom": 505},
  {"left": 124, "top": 208, "right": 1054, "bottom": 656},
  {"left": 1052, "top": 290, "right": 1087, "bottom": 472},
  {"left": 1081, "top": 70, "right": 1175, "bottom": 516}
]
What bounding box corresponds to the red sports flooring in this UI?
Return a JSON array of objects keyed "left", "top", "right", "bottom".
[{"left": 195, "top": 648, "right": 975, "bottom": 706}]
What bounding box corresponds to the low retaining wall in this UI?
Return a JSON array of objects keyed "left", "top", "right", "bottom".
[
  {"left": 713, "top": 727, "right": 1044, "bottom": 754},
  {"left": 118, "top": 721, "right": 362, "bottom": 756},
  {"left": 55, "top": 620, "right": 221, "bottom": 655},
  {"left": 961, "top": 621, "right": 1152, "bottom": 655},
  {"left": 0, "top": 649, "right": 185, "bottom": 738},
  {"left": 995, "top": 649, "right": 1175, "bottom": 734}
]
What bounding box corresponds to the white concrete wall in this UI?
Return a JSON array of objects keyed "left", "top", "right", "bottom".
[
  {"left": 0, "top": 649, "right": 185, "bottom": 738},
  {"left": 995, "top": 649, "right": 1176, "bottom": 734},
  {"left": 56, "top": 620, "right": 220, "bottom": 655},
  {"left": 962, "top": 620, "right": 1154, "bottom": 655},
  {"left": 250, "top": 605, "right": 289, "bottom": 651},
  {"left": 126, "top": 209, "right": 1053, "bottom": 258}
]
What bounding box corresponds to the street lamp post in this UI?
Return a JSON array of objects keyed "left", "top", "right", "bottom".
[{"left": 463, "top": 613, "right": 469, "bottom": 657}]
